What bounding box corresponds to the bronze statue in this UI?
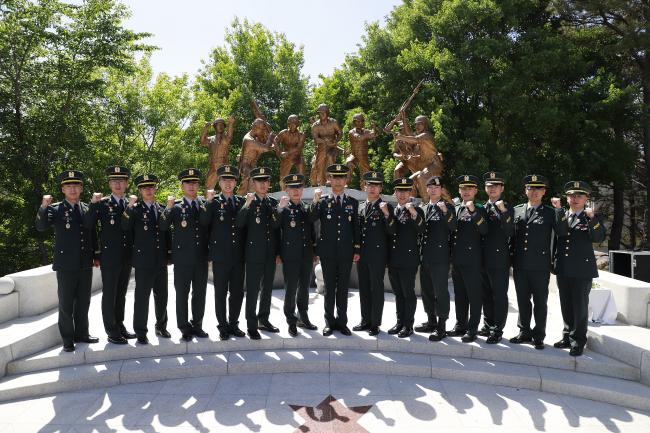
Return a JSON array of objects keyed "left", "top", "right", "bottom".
[
  {"left": 236, "top": 118, "right": 276, "bottom": 194},
  {"left": 392, "top": 111, "right": 444, "bottom": 201},
  {"left": 345, "top": 113, "right": 378, "bottom": 183},
  {"left": 309, "top": 104, "right": 343, "bottom": 186},
  {"left": 274, "top": 114, "right": 306, "bottom": 187},
  {"left": 200, "top": 116, "right": 236, "bottom": 190}
]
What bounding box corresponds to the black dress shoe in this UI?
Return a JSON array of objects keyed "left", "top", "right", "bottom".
[
  {"left": 569, "top": 346, "right": 584, "bottom": 357},
  {"left": 297, "top": 319, "right": 318, "bottom": 331},
  {"left": 155, "top": 328, "right": 171, "bottom": 338},
  {"left": 108, "top": 335, "right": 128, "bottom": 345},
  {"left": 137, "top": 336, "right": 149, "bottom": 345},
  {"left": 219, "top": 329, "right": 230, "bottom": 341},
  {"left": 322, "top": 327, "right": 333, "bottom": 336},
  {"left": 229, "top": 325, "right": 246, "bottom": 338},
  {"left": 75, "top": 335, "right": 99, "bottom": 344},
  {"left": 193, "top": 328, "right": 209, "bottom": 338},
  {"left": 486, "top": 333, "right": 502, "bottom": 344},
  {"left": 533, "top": 339, "right": 545, "bottom": 350},
  {"left": 446, "top": 328, "right": 466, "bottom": 337},
  {"left": 428, "top": 329, "right": 446, "bottom": 341},
  {"left": 121, "top": 330, "right": 137, "bottom": 340},
  {"left": 461, "top": 332, "right": 477, "bottom": 343},
  {"left": 553, "top": 339, "right": 571, "bottom": 349},
  {"left": 258, "top": 322, "right": 280, "bottom": 333},
  {"left": 368, "top": 326, "right": 380, "bottom": 336},
  {"left": 414, "top": 322, "right": 435, "bottom": 333},
  {"left": 339, "top": 326, "right": 352, "bottom": 336},
  {"left": 181, "top": 333, "right": 193, "bottom": 342},
  {"left": 397, "top": 327, "right": 413, "bottom": 338},
  {"left": 63, "top": 344, "right": 75, "bottom": 352},
  {"left": 248, "top": 329, "right": 261, "bottom": 340},
  {"left": 288, "top": 324, "right": 298, "bottom": 337},
  {"left": 509, "top": 334, "right": 532, "bottom": 344},
  {"left": 387, "top": 324, "right": 403, "bottom": 335},
  {"left": 477, "top": 326, "right": 491, "bottom": 337},
  {"left": 352, "top": 322, "right": 370, "bottom": 332}
]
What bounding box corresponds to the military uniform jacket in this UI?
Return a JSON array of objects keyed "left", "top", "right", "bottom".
[
  {"left": 482, "top": 201, "right": 514, "bottom": 269},
  {"left": 512, "top": 204, "right": 560, "bottom": 271},
  {"left": 36, "top": 201, "right": 96, "bottom": 271},
  {"left": 235, "top": 195, "right": 281, "bottom": 264},
  {"left": 277, "top": 200, "right": 315, "bottom": 262},
  {"left": 200, "top": 194, "right": 246, "bottom": 265},
  {"left": 159, "top": 198, "right": 209, "bottom": 265},
  {"left": 452, "top": 204, "right": 488, "bottom": 267},
  {"left": 389, "top": 205, "right": 425, "bottom": 268},
  {"left": 554, "top": 209, "right": 606, "bottom": 278},
  {"left": 121, "top": 202, "right": 170, "bottom": 269},
  {"left": 84, "top": 196, "right": 133, "bottom": 267},
  {"left": 359, "top": 199, "right": 395, "bottom": 265},
  {"left": 310, "top": 194, "right": 360, "bottom": 261},
  {"left": 421, "top": 201, "right": 457, "bottom": 266}
]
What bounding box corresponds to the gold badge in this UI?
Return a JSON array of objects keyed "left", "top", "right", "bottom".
[
  {"left": 464, "top": 175, "right": 469, "bottom": 181},
  {"left": 260, "top": 168, "right": 265, "bottom": 174},
  {"left": 372, "top": 172, "right": 377, "bottom": 178},
  {"left": 181, "top": 220, "right": 187, "bottom": 228},
  {"left": 490, "top": 172, "right": 496, "bottom": 179},
  {"left": 574, "top": 181, "right": 580, "bottom": 188},
  {"left": 532, "top": 175, "right": 538, "bottom": 182},
  {"left": 336, "top": 165, "right": 341, "bottom": 171},
  {"left": 256, "top": 217, "right": 261, "bottom": 224},
  {"left": 68, "top": 171, "right": 74, "bottom": 178},
  {"left": 293, "top": 175, "right": 297, "bottom": 181},
  {"left": 65, "top": 223, "right": 71, "bottom": 229},
  {"left": 189, "top": 169, "right": 194, "bottom": 176},
  {"left": 225, "top": 166, "right": 230, "bottom": 172},
  {"left": 144, "top": 175, "right": 149, "bottom": 181},
  {"left": 402, "top": 178, "right": 407, "bottom": 184},
  {"left": 143, "top": 225, "right": 149, "bottom": 231},
  {"left": 115, "top": 167, "right": 121, "bottom": 173},
  {"left": 110, "top": 219, "right": 115, "bottom": 225}
]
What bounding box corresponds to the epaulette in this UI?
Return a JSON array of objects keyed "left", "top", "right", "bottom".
[
  {"left": 514, "top": 203, "right": 526, "bottom": 209},
  {"left": 52, "top": 201, "right": 62, "bottom": 207},
  {"left": 175, "top": 199, "right": 183, "bottom": 204},
  {"left": 101, "top": 196, "right": 111, "bottom": 202}
]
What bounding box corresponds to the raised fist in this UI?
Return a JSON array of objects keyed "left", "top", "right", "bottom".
[
  {"left": 495, "top": 200, "right": 506, "bottom": 212},
  {"left": 551, "top": 197, "right": 561, "bottom": 209},
  {"left": 585, "top": 207, "right": 594, "bottom": 219},
  {"left": 313, "top": 188, "right": 322, "bottom": 202},
  {"left": 436, "top": 201, "right": 447, "bottom": 213},
  {"left": 91, "top": 192, "right": 102, "bottom": 204},
  {"left": 279, "top": 195, "right": 290, "bottom": 209},
  {"left": 206, "top": 189, "right": 215, "bottom": 201},
  {"left": 41, "top": 195, "right": 53, "bottom": 208},
  {"left": 204, "top": 121, "right": 211, "bottom": 128},
  {"left": 466, "top": 201, "right": 475, "bottom": 212},
  {"left": 245, "top": 192, "right": 255, "bottom": 206},
  {"left": 167, "top": 196, "right": 175, "bottom": 209},
  {"left": 379, "top": 201, "right": 389, "bottom": 216},
  {"left": 128, "top": 195, "right": 137, "bottom": 207}
]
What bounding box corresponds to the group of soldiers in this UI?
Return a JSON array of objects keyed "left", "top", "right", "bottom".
[{"left": 37, "top": 164, "right": 605, "bottom": 357}]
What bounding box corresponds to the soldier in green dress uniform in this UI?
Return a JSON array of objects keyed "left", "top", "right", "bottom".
[
  {"left": 354, "top": 171, "right": 395, "bottom": 336},
  {"left": 201, "top": 165, "right": 247, "bottom": 340},
  {"left": 236, "top": 167, "right": 281, "bottom": 339},
  {"left": 122, "top": 174, "right": 171, "bottom": 344},
  {"left": 36, "top": 170, "right": 99, "bottom": 352},
  {"left": 551, "top": 181, "right": 606, "bottom": 356},
  {"left": 510, "top": 174, "right": 560, "bottom": 350},
  {"left": 310, "top": 164, "right": 360, "bottom": 336},
  {"left": 276, "top": 173, "right": 318, "bottom": 337},
  {"left": 159, "top": 168, "right": 210, "bottom": 341},
  {"left": 387, "top": 177, "right": 425, "bottom": 338},
  {"left": 417, "top": 176, "right": 457, "bottom": 341},
  {"left": 85, "top": 166, "right": 135, "bottom": 344},
  {"left": 480, "top": 171, "right": 514, "bottom": 344},
  {"left": 449, "top": 175, "right": 489, "bottom": 343}
]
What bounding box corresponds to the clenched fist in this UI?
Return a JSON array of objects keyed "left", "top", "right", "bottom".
[
  {"left": 379, "top": 201, "right": 389, "bottom": 216},
  {"left": 167, "top": 196, "right": 175, "bottom": 209},
  {"left": 436, "top": 201, "right": 447, "bottom": 214},
  {"left": 278, "top": 195, "right": 290, "bottom": 209},
  {"left": 466, "top": 201, "right": 475, "bottom": 212},
  {"left": 245, "top": 192, "right": 255, "bottom": 206},
  {"left": 495, "top": 200, "right": 507, "bottom": 212},
  {"left": 551, "top": 197, "right": 561, "bottom": 209},
  {"left": 313, "top": 188, "right": 322, "bottom": 202},
  {"left": 41, "top": 195, "right": 53, "bottom": 208},
  {"left": 206, "top": 189, "right": 215, "bottom": 201},
  {"left": 91, "top": 192, "right": 102, "bottom": 204},
  {"left": 128, "top": 195, "right": 137, "bottom": 208},
  {"left": 585, "top": 207, "right": 594, "bottom": 219}
]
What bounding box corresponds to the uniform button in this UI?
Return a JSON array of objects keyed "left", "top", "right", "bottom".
[
  {"left": 525, "top": 240, "right": 528, "bottom": 243},
  {"left": 565, "top": 253, "right": 569, "bottom": 256},
  {"left": 137, "top": 249, "right": 141, "bottom": 252},
  {"left": 496, "top": 249, "right": 500, "bottom": 252},
  {"left": 566, "top": 239, "right": 570, "bottom": 243},
  {"left": 60, "top": 250, "right": 63, "bottom": 253},
  {"left": 81, "top": 247, "right": 84, "bottom": 250},
  {"left": 157, "top": 246, "right": 159, "bottom": 249},
  {"left": 468, "top": 246, "right": 472, "bottom": 250},
  {"left": 524, "top": 247, "right": 528, "bottom": 251}
]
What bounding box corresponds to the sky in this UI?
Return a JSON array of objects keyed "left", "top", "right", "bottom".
[{"left": 120, "top": 0, "right": 401, "bottom": 84}]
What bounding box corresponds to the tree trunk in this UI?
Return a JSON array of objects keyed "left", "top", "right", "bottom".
[
  {"left": 630, "top": 189, "right": 637, "bottom": 249},
  {"left": 609, "top": 180, "right": 624, "bottom": 250},
  {"left": 642, "top": 74, "right": 650, "bottom": 249}
]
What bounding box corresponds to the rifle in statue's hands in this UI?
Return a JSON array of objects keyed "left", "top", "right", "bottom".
[{"left": 384, "top": 79, "right": 426, "bottom": 133}]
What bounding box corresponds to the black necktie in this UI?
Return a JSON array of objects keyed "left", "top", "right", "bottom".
[
  {"left": 191, "top": 201, "right": 198, "bottom": 217},
  {"left": 569, "top": 213, "right": 576, "bottom": 226},
  {"left": 73, "top": 203, "right": 81, "bottom": 218},
  {"left": 336, "top": 196, "right": 342, "bottom": 208},
  {"left": 149, "top": 204, "right": 156, "bottom": 220},
  {"left": 526, "top": 206, "right": 534, "bottom": 220},
  {"left": 118, "top": 198, "right": 124, "bottom": 210},
  {"left": 228, "top": 197, "right": 234, "bottom": 213}
]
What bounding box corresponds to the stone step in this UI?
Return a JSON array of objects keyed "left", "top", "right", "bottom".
[
  {"left": 1, "top": 349, "right": 649, "bottom": 412},
  {"left": 7, "top": 331, "right": 640, "bottom": 383},
  {"left": 587, "top": 324, "right": 650, "bottom": 385}
]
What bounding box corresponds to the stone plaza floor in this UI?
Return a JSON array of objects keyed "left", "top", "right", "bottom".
[{"left": 0, "top": 269, "right": 649, "bottom": 433}]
